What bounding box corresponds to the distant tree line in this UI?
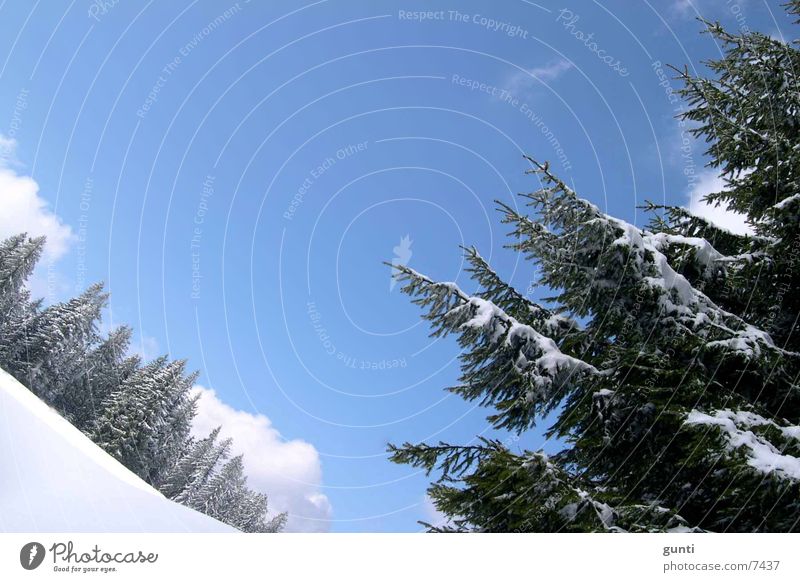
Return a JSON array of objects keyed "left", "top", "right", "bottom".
[{"left": 0, "top": 235, "right": 285, "bottom": 532}]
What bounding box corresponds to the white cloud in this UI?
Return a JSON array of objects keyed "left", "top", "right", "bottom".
[
  {"left": 0, "top": 135, "right": 75, "bottom": 299},
  {"left": 191, "top": 386, "right": 332, "bottom": 532},
  {"left": 505, "top": 59, "right": 573, "bottom": 97},
  {"left": 131, "top": 332, "right": 160, "bottom": 361},
  {"left": 672, "top": 0, "right": 698, "bottom": 15},
  {"left": 671, "top": 0, "right": 750, "bottom": 18},
  {"left": 527, "top": 60, "right": 574, "bottom": 82},
  {"left": 421, "top": 495, "right": 447, "bottom": 528},
  {"left": 686, "top": 168, "right": 753, "bottom": 235},
  {"left": 0, "top": 134, "right": 17, "bottom": 161},
  {"left": 421, "top": 494, "right": 456, "bottom": 531}
]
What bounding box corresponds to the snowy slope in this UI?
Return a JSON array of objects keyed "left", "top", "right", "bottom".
[{"left": 0, "top": 368, "right": 236, "bottom": 532}]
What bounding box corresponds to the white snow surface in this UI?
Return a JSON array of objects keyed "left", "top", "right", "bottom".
[{"left": 0, "top": 367, "right": 236, "bottom": 532}]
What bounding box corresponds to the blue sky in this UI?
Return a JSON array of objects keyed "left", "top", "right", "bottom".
[{"left": 0, "top": 0, "right": 794, "bottom": 531}]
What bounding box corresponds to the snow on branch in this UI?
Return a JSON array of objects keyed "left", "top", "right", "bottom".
[
  {"left": 463, "top": 246, "right": 577, "bottom": 339},
  {"left": 648, "top": 232, "right": 725, "bottom": 273},
  {"left": 512, "top": 157, "right": 789, "bottom": 362},
  {"left": 453, "top": 293, "right": 595, "bottom": 377},
  {"left": 392, "top": 262, "right": 596, "bottom": 430},
  {"left": 772, "top": 193, "right": 800, "bottom": 211},
  {"left": 686, "top": 409, "right": 800, "bottom": 480}
]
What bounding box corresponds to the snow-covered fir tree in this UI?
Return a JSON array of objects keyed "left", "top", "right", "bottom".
[
  {"left": 0, "top": 235, "right": 43, "bottom": 366},
  {"left": 89, "top": 357, "right": 197, "bottom": 484},
  {"left": 7, "top": 282, "right": 107, "bottom": 405},
  {"left": 58, "top": 326, "right": 140, "bottom": 432},
  {"left": 160, "top": 421, "right": 286, "bottom": 532},
  {"left": 389, "top": 3, "right": 800, "bottom": 532},
  {"left": 159, "top": 426, "right": 232, "bottom": 503},
  {"left": 193, "top": 454, "right": 286, "bottom": 533}
]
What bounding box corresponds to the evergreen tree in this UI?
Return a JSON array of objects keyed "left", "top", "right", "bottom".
[
  {"left": 0, "top": 234, "right": 43, "bottom": 318},
  {"left": 6, "top": 283, "right": 107, "bottom": 405},
  {"left": 159, "top": 427, "right": 232, "bottom": 502},
  {"left": 161, "top": 428, "right": 287, "bottom": 532},
  {"left": 389, "top": 5, "right": 800, "bottom": 532},
  {"left": 670, "top": 4, "right": 800, "bottom": 356},
  {"left": 194, "top": 454, "right": 286, "bottom": 533},
  {"left": 89, "top": 357, "right": 195, "bottom": 484},
  {"left": 0, "top": 234, "right": 44, "bottom": 367},
  {"left": 148, "top": 366, "right": 200, "bottom": 487},
  {"left": 55, "top": 326, "right": 139, "bottom": 431}
]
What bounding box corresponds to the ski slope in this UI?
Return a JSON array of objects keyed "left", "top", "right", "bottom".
[{"left": 0, "top": 368, "right": 236, "bottom": 532}]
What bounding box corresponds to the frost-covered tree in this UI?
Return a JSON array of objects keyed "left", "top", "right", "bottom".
[
  {"left": 7, "top": 283, "right": 107, "bottom": 405},
  {"left": 55, "top": 325, "right": 139, "bottom": 431},
  {"left": 0, "top": 235, "right": 43, "bottom": 366},
  {"left": 191, "top": 450, "right": 287, "bottom": 533},
  {"left": 389, "top": 5, "right": 800, "bottom": 533},
  {"left": 89, "top": 357, "right": 197, "bottom": 484},
  {"left": 0, "top": 234, "right": 42, "bottom": 319},
  {"left": 159, "top": 427, "right": 287, "bottom": 532},
  {"left": 0, "top": 236, "right": 108, "bottom": 409},
  {"left": 159, "top": 427, "right": 232, "bottom": 502}
]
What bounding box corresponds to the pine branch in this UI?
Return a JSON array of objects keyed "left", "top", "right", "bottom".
[{"left": 390, "top": 261, "right": 597, "bottom": 431}]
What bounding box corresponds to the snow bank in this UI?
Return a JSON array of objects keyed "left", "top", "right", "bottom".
[{"left": 0, "top": 368, "right": 236, "bottom": 532}]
